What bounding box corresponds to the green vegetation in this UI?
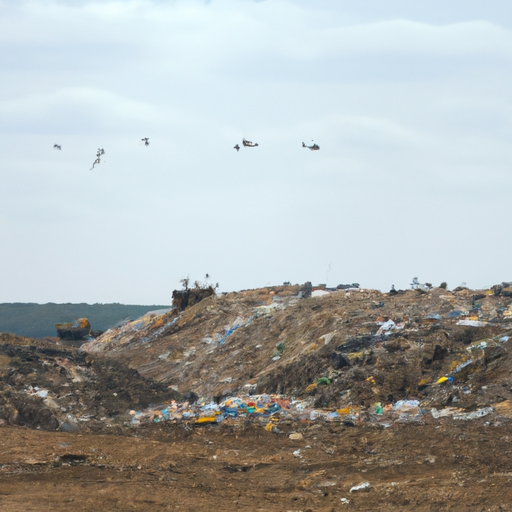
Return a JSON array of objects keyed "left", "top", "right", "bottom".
[{"left": 0, "top": 303, "right": 171, "bottom": 339}]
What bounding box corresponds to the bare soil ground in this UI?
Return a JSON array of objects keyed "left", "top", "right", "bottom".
[{"left": 1, "top": 420, "right": 512, "bottom": 511}]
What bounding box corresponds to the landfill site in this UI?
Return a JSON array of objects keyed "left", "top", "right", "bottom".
[{"left": 1, "top": 282, "right": 512, "bottom": 511}]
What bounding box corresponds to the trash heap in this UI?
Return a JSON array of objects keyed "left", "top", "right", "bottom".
[
  {"left": 3, "top": 283, "right": 512, "bottom": 434},
  {"left": 81, "top": 284, "right": 512, "bottom": 407},
  {"left": 125, "top": 391, "right": 512, "bottom": 430}
]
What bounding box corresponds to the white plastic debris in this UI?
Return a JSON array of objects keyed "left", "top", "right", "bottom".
[
  {"left": 453, "top": 407, "right": 494, "bottom": 420},
  {"left": 376, "top": 319, "right": 405, "bottom": 336},
  {"left": 431, "top": 407, "right": 459, "bottom": 419},
  {"left": 319, "top": 332, "right": 335, "bottom": 345},
  {"left": 393, "top": 399, "right": 419, "bottom": 412},
  {"left": 456, "top": 320, "right": 486, "bottom": 327},
  {"left": 350, "top": 482, "right": 371, "bottom": 493},
  {"left": 312, "top": 290, "right": 330, "bottom": 297},
  {"left": 340, "top": 498, "right": 350, "bottom": 504}
]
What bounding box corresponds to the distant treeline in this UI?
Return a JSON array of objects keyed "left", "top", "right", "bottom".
[{"left": 0, "top": 303, "right": 171, "bottom": 339}]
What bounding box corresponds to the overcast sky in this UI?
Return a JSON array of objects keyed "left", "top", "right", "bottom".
[{"left": 1, "top": 0, "right": 511, "bottom": 304}]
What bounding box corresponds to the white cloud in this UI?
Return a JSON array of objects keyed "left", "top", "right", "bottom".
[
  {"left": 0, "top": 87, "right": 162, "bottom": 134},
  {"left": 0, "top": 0, "right": 511, "bottom": 302}
]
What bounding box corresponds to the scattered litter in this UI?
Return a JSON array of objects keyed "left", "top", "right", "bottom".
[
  {"left": 218, "top": 325, "right": 241, "bottom": 345},
  {"left": 312, "top": 290, "right": 330, "bottom": 297},
  {"left": 350, "top": 482, "right": 371, "bottom": 493},
  {"left": 319, "top": 332, "right": 335, "bottom": 345},
  {"left": 431, "top": 408, "right": 460, "bottom": 419},
  {"left": 445, "top": 310, "right": 467, "bottom": 318},
  {"left": 393, "top": 400, "right": 419, "bottom": 412},
  {"left": 453, "top": 407, "right": 494, "bottom": 421},
  {"left": 457, "top": 320, "right": 486, "bottom": 327},
  {"left": 376, "top": 319, "right": 404, "bottom": 336}
]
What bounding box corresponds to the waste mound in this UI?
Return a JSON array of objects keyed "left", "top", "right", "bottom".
[
  {"left": 0, "top": 333, "right": 181, "bottom": 432},
  {"left": 81, "top": 285, "right": 512, "bottom": 417}
]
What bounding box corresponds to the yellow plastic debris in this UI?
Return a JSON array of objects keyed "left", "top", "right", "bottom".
[
  {"left": 196, "top": 416, "right": 216, "bottom": 424},
  {"left": 347, "top": 350, "right": 366, "bottom": 361},
  {"left": 337, "top": 407, "right": 351, "bottom": 416},
  {"left": 305, "top": 383, "right": 318, "bottom": 392},
  {"left": 437, "top": 376, "right": 448, "bottom": 384}
]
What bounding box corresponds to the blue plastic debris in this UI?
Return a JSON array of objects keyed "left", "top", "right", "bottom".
[
  {"left": 445, "top": 311, "right": 466, "bottom": 318},
  {"left": 218, "top": 325, "right": 241, "bottom": 345}
]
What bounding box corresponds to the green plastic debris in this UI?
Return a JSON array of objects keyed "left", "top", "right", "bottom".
[{"left": 317, "top": 377, "right": 331, "bottom": 386}]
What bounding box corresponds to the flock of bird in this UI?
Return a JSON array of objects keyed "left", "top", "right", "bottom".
[{"left": 52, "top": 137, "right": 320, "bottom": 170}]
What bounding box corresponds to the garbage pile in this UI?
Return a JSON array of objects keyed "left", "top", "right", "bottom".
[
  {"left": 80, "top": 285, "right": 512, "bottom": 409},
  {"left": 3, "top": 283, "right": 512, "bottom": 434},
  {"left": 125, "top": 391, "right": 512, "bottom": 431},
  {"left": 55, "top": 317, "right": 92, "bottom": 340},
  {"left": 0, "top": 333, "right": 180, "bottom": 432}
]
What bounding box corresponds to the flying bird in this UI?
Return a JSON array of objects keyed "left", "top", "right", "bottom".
[
  {"left": 302, "top": 141, "right": 320, "bottom": 151},
  {"left": 90, "top": 148, "right": 105, "bottom": 170},
  {"left": 233, "top": 144, "right": 240, "bottom": 152},
  {"left": 53, "top": 144, "right": 61, "bottom": 150},
  {"left": 141, "top": 137, "right": 150, "bottom": 147},
  {"left": 242, "top": 138, "right": 259, "bottom": 147}
]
